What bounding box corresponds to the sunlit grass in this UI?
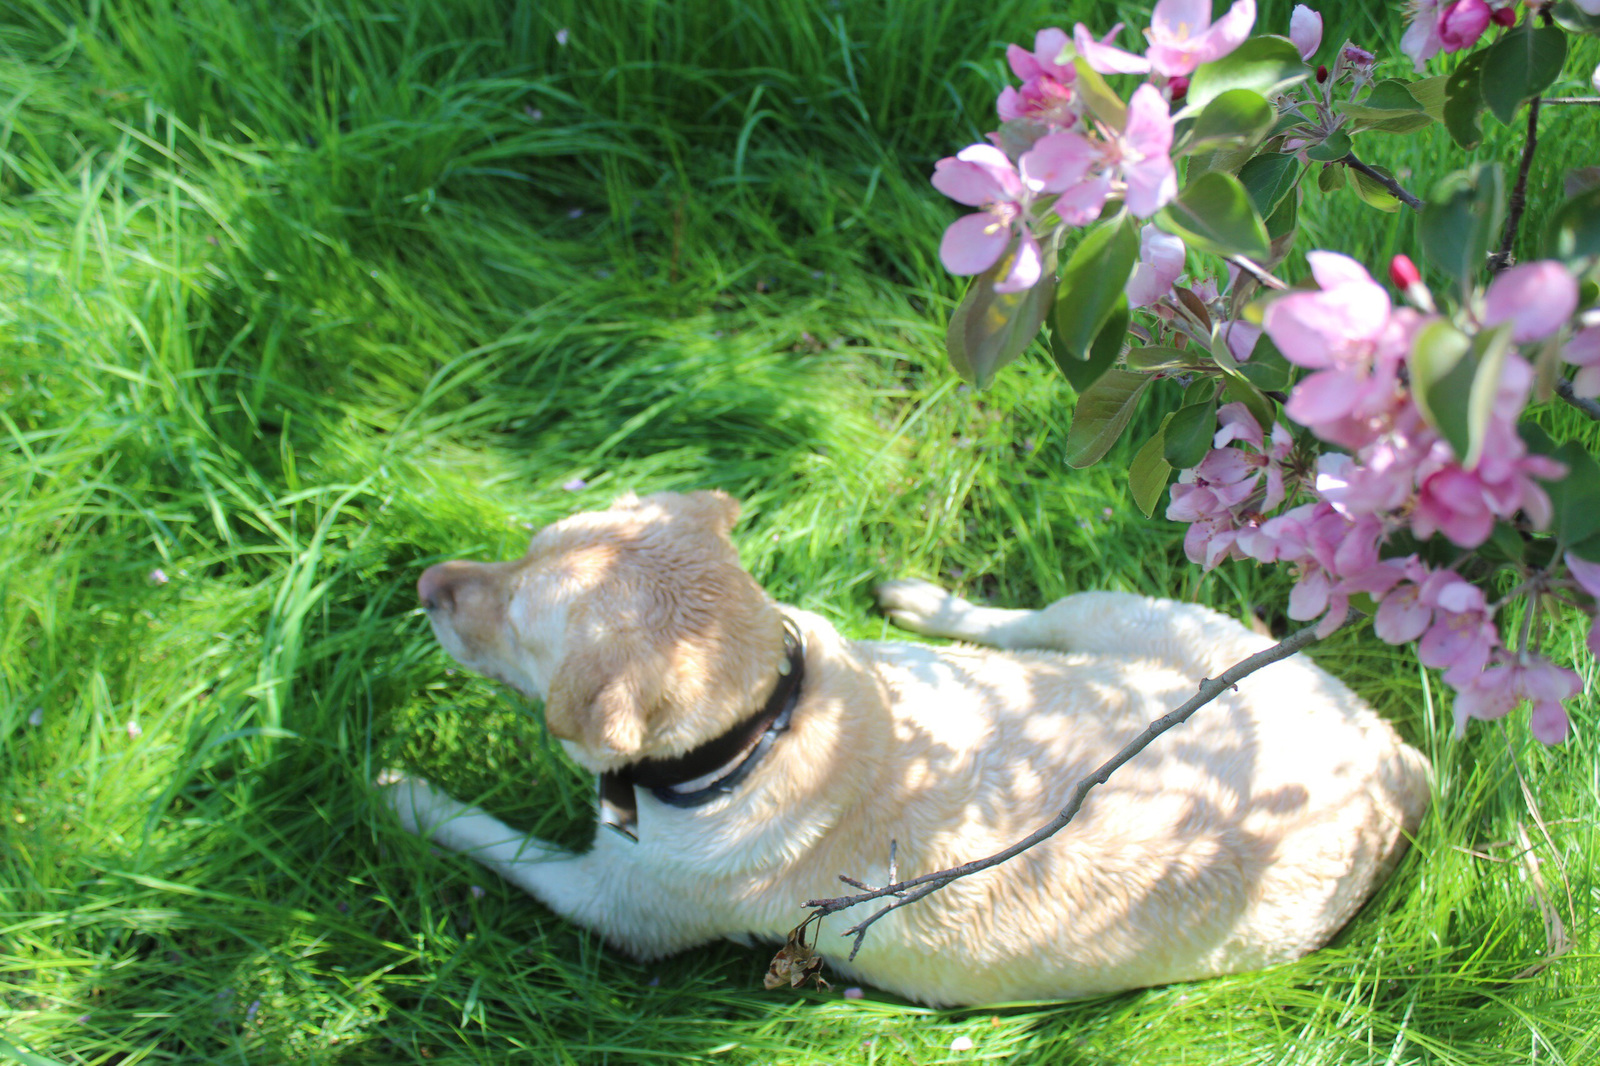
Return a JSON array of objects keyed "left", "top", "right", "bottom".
[{"left": 1, "top": 0, "right": 1597, "bottom": 1063}]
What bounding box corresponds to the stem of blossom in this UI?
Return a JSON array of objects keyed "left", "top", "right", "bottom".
[
  {"left": 1490, "top": 96, "right": 1541, "bottom": 276},
  {"left": 802, "top": 616, "right": 1343, "bottom": 959},
  {"left": 1540, "top": 98, "right": 1600, "bottom": 106},
  {"left": 1228, "top": 255, "right": 1288, "bottom": 291},
  {"left": 1339, "top": 152, "right": 1423, "bottom": 212},
  {"left": 1556, "top": 378, "right": 1600, "bottom": 422}
]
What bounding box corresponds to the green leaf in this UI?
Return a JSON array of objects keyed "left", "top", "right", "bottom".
[
  {"left": 1126, "top": 345, "right": 1205, "bottom": 373},
  {"left": 1056, "top": 297, "right": 1131, "bottom": 392},
  {"left": 1419, "top": 164, "right": 1504, "bottom": 285},
  {"left": 1339, "top": 79, "right": 1436, "bottom": 134},
  {"left": 1163, "top": 399, "right": 1218, "bottom": 469},
  {"left": 1549, "top": 442, "right": 1600, "bottom": 555},
  {"left": 1443, "top": 52, "right": 1486, "bottom": 150},
  {"left": 1554, "top": 0, "right": 1600, "bottom": 34},
  {"left": 1156, "top": 170, "right": 1270, "bottom": 260},
  {"left": 1409, "top": 321, "right": 1512, "bottom": 468},
  {"left": 1238, "top": 332, "right": 1292, "bottom": 391},
  {"left": 1064, "top": 369, "right": 1150, "bottom": 469},
  {"left": 1072, "top": 58, "right": 1127, "bottom": 131},
  {"left": 1480, "top": 22, "right": 1568, "bottom": 126},
  {"left": 1305, "top": 129, "right": 1352, "bottom": 162},
  {"left": 1545, "top": 185, "right": 1600, "bottom": 263},
  {"left": 1186, "top": 36, "right": 1309, "bottom": 113},
  {"left": 1264, "top": 186, "right": 1297, "bottom": 241},
  {"left": 1408, "top": 75, "right": 1449, "bottom": 121},
  {"left": 1129, "top": 429, "right": 1174, "bottom": 518},
  {"left": 1050, "top": 217, "right": 1139, "bottom": 375},
  {"left": 1348, "top": 163, "right": 1402, "bottom": 212},
  {"left": 1183, "top": 89, "right": 1275, "bottom": 154},
  {"left": 1409, "top": 320, "right": 1474, "bottom": 458},
  {"left": 1317, "top": 161, "right": 1347, "bottom": 193},
  {"left": 1237, "top": 152, "right": 1301, "bottom": 218},
  {"left": 946, "top": 263, "right": 1054, "bottom": 389}
]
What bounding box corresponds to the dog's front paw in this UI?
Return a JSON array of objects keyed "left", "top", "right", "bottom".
[
  {"left": 875, "top": 578, "right": 974, "bottom": 636},
  {"left": 375, "top": 770, "right": 454, "bottom": 836}
]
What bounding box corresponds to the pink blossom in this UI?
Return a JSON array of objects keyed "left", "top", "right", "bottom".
[
  {"left": 1049, "top": 173, "right": 1115, "bottom": 225},
  {"left": 1072, "top": 22, "right": 1154, "bottom": 76},
  {"left": 1401, "top": 1, "right": 1445, "bottom": 71},
  {"left": 1482, "top": 260, "right": 1579, "bottom": 343},
  {"left": 1413, "top": 569, "right": 1500, "bottom": 684},
  {"left": 1452, "top": 656, "right": 1581, "bottom": 744},
  {"left": 1290, "top": 5, "right": 1323, "bottom": 60},
  {"left": 1167, "top": 405, "right": 1294, "bottom": 569},
  {"left": 1435, "top": 0, "right": 1492, "bottom": 52},
  {"left": 1006, "top": 27, "right": 1074, "bottom": 82},
  {"left": 1076, "top": 1, "right": 1256, "bottom": 79},
  {"left": 932, "top": 145, "right": 1041, "bottom": 292},
  {"left": 1566, "top": 551, "right": 1600, "bottom": 659},
  {"left": 1561, "top": 326, "right": 1600, "bottom": 398},
  {"left": 1147, "top": 0, "right": 1258, "bottom": 77},
  {"left": 1114, "top": 85, "right": 1178, "bottom": 217},
  {"left": 1410, "top": 354, "right": 1566, "bottom": 546},
  {"left": 999, "top": 28, "right": 1079, "bottom": 125},
  {"left": 1372, "top": 559, "right": 1433, "bottom": 644},
  {"left": 1264, "top": 253, "right": 1418, "bottom": 448},
  {"left": 1219, "top": 319, "right": 1261, "bottom": 361},
  {"left": 1126, "top": 225, "right": 1186, "bottom": 308}
]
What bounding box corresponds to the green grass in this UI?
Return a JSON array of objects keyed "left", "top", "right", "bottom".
[{"left": 2, "top": 1, "right": 1598, "bottom": 1062}]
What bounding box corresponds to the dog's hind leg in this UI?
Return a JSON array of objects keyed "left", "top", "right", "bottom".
[{"left": 876, "top": 580, "right": 1271, "bottom": 679}]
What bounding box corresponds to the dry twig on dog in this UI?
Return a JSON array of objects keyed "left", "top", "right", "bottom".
[{"left": 793, "top": 617, "right": 1339, "bottom": 963}]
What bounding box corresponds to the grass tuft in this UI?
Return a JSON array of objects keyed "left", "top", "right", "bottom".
[{"left": 1, "top": 1, "right": 1596, "bottom": 1063}]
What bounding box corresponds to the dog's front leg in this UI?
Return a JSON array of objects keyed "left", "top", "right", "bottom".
[{"left": 379, "top": 774, "right": 704, "bottom": 958}]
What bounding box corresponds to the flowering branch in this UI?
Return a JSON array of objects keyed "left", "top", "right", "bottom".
[
  {"left": 1339, "top": 151, "right": 1424, "bottom": 211},
  {"left": 1490, "top": 96, "right": 1542, "bottom": 275},
  {"left": 801, "top": 617, "right": 1339, "bottom": 960},
  {"left": 1556, "top": 377, "right": 1600, "bottom": 421}
]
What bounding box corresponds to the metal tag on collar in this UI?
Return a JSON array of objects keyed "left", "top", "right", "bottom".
[{"left": 597, "top": 772, "right": 639, "bottom": 842}]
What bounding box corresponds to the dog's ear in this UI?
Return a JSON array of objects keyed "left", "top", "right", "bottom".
[
  {"left": 542, "top": 619, "right": 661, "bottom": 760},
  {"left": 685, "top": 490, "right": 741, "bottom": 536}
]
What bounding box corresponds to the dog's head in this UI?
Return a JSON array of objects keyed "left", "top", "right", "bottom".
[{"left": 418, "top": 491, "right": 788, "bottom": 772}]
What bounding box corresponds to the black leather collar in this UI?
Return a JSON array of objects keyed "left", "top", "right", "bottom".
[{"left": 598, "top": 617, "right": 805, "bottom": 842}]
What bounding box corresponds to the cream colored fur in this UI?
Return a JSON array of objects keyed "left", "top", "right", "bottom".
[{"left": 389, "top": 490, "right": 1431, "bottom": 1006}]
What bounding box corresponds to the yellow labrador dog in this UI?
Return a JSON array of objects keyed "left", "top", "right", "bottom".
[{"left": 387, "top": 490, "right": 1429, "bottom": 1006}]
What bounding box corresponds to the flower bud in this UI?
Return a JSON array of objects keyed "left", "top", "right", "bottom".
[
  {"left": 1168, "top": 76, "right": 1190, "bottom": 104},
  {"left": 1388, "top": 255, "right": 1420, "bottom": 290},
  {"left": 1490, "top": 6, "right": 1516, "bottom": 26},
  {"left": 1316, "top": 64, "right": 1328, "bottom": 83},
  {"left": 1388, "top": 254, "right": 1435, "bottom": 312}
]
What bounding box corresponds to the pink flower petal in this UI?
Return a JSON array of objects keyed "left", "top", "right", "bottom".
[
  {"left": 1483, "top": 260, "right": 1579, "bottom": 343},
  {"left": 1019, "top": 131, "right": 1097, "bottom": 193},
  {"left": 1048, "top": 174, "right": 1112, "bottom": 226},
  {"left": 993, "top": 229, "right": 1043, "bottom": 294},
  {"left": 1290, "top": 5, "right": 1323, "bottom": 60},
  {"left": 1072, "top": 23, "right": 1151, "bottom": 75},
  {"left": 939, "top": 212, "right": 1011, "bottom": 276}
]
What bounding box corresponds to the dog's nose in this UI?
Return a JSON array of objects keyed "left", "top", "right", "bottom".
[{"left": 418, "top": 563, "right": 460, "bottom": 613}]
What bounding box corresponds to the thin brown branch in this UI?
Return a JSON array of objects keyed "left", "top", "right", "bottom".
[
  {"left": 1556, "top": 378, "right": 1600, "bottom": 422},
  {"left": 803, "top": 617, "right": 1339, "bottom": 959},
  {"left": 1339, "top": 151, "right": 1424, "bottom": 212},
  {"left": 1228, "top": 255, "right": 1288, "bottom": 291},
  {"left": 1490, "top": 96, "right": 1542, "bottom": 275}
]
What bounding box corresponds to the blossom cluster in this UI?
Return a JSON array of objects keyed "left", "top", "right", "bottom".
[
  {"left": 1163, "top": 253, "right": 1597, "bottom": 743},
  {"left": 931, "top": 0, "right": 1262, "bottom": 293}
]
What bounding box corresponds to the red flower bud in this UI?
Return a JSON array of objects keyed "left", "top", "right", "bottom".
[
  {"left": 1168, "top": 76, "right": 1190, "bottom": 103},
  {"left": 1490, "top": 6, "right": 1516, "bottom": 26},
  {"left": 1389, "top": 254, "right": 1422, "bottom": 290},
  {"left": 1316, "top": 64, "right": 1329, "bottom": 83}
]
